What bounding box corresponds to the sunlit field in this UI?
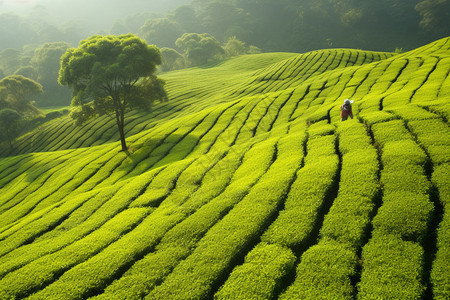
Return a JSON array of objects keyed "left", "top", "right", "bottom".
[{"left": 0, "top": 37, "right": 449, "bottom": 299}]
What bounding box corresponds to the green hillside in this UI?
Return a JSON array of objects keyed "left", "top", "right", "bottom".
[{"left": 0, "top": 37, "right": 449, "bottom": 299}]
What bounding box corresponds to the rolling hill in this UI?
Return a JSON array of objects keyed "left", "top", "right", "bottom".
[{"left": 0, "top": 37, "right": 449, "bottom": 299}]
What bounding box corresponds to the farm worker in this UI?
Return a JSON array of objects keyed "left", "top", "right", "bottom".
[{"left": 341, "top": 99, "right": 354, "bottom": 121}]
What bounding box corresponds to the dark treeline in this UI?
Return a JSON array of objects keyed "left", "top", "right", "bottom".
[{"left": 113, "top": 0, "right": 450, "bottom": 53}]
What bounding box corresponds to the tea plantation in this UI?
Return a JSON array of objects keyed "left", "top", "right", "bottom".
[{"left": 0, "top": 37, "right": 449, "bottom": 299}]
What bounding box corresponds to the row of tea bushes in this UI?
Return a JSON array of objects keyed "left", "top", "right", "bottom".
[
  {"left": 30, "top": 136, "right": 277, "bottom": 300},
  {"left": 389, "top": 104, "right": 450, "bottom": 299},
  {"left": 320, "top": 121, "right": 379, "bottom": 249},
  {"left": 281, "top": 119, "right": 379, "bottom": 299},
  {"left": 0, "top": 168, "right": 159, "bottom": 281},
  {"left": 90, "top": 139, "right": 260, "bottom": 299},
  {"left": 214, "top": 243, "right": 296, "bottom": 299},
  {"left": 0, "top": 207, "right": 150, "bottom": 299},
  {"left": 215, "top": 122, "right": 338, "bottom": 299},
  {"left": 146, "top": 129, "right": 307, "bottom": 299},
  {"left": 431, "top": 163, "right": 450, "bottom": 299},
  {"left": 357, "top": 118, "right": 433, "bottom": 299}
]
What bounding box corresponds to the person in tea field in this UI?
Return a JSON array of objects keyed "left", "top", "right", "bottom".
[{"left": 341, "top": 99, "right": 354, "bottom": 121}]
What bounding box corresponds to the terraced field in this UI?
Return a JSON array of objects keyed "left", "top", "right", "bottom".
[{"left": 0, "top": 37, "right": 449, "bottom": 299}]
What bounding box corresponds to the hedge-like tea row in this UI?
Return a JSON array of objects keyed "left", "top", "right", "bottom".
[
  {"left": 431, "top": 163, "right": 450, "bottom": 299},
  {"left": 215, "top": 243, "right": 296, "bottom": 299},
  {"left": 145, "top": 131, "right": 306, "bottom": 299},
  {"left": 281, "top": 239, "right": 357, "bottom": 300},
  {"left": 407, "top": 117, "right": 450, "bottom": 166},
  {"left": 214, "top": 123, "right": 336, "bottom": 299},
  {"left": 397, "top": 111, "right": 450, "bottom": 299},
  {"left": 281, "top": 119, "right": 379, "bottom": 299},
  {"left": 0, "top": 207, "right": 150, "bottom": 299},
  {"left": 30, "top": 137, "right": 278, "bottom": 300},
  {"left": 261, "top": 131, "right": 338, "bottom": 249},
  {"left": 0, "top": 168, "right": 157, "bottom": 281},
  {"left": 358, "top": 118, "right": 433, "bottom": 299},
  {"left": 320, "top": 120, "right": 379, "bottom": 249},
  {"left": 359, "top": 235, "right": 426, "bottom": 299}
]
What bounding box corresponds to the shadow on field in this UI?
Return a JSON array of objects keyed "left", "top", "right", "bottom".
[{"left": 119, "top": 133, "right": 201, "bottom": 175}]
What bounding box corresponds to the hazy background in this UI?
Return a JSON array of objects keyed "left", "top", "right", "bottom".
[
  {"left": 0, "top": 0, "right": 190, "bottom": 30},
  {"left": 1, "top": 0, "right": 449, "bottom": 52}
]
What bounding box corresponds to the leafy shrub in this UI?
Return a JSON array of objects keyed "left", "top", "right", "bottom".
[
  {"left": 381, "top": 164, "right": 430, "bottom": 195},
  {"left": 387, "top": 104, "right": 440, "bottom": 121},
  {"left": 280, "top": 240, "right": 357, "bottom": 300},
  {"left": 320, "top": 148, "right": 379, "bottom": 248},
  {"left": 407, "top": 118, "right": 450, "bottom": 165},
  {"left": 360, "top": 110, "right": 397, "bottom": 125},
  {"left": 381, "top": 139, "right": 429, "bottom": 168},
  {"left": 432, "top": 212, "right": 450, "bottom": 300},
  {"left": 431, "top": 163, "right": 450, "bottom": 299},
  {"left": 215, "top": 244, "right": 296, "bottom": 299},
  {"left": 358, "top": 235, "right": 425, "bottom": 300},
  {"left": 372, "top": 192, "right": 433, "bottom": 243},
  {"left": 371, "top": 120, "right": 412, "bottom": 147},
  {"left": 263, "top": 133, "right": 338, "bottom": 249}
]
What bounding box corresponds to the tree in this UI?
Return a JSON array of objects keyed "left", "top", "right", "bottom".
[
  {"left": 0, "top": 108, "right": 22, "bottom": 150},
  {"left": 161, "top": 47, "right": 186, "bottom": 71},
  {"left": 0, "top": 48, "right": 23, "bottom": 75},
  {"left": 31, "top": 42, "right": 72, "bottom": 106},
  {"left": 415, "top": 0, "right": 450, "bottom": 36},
  {"left": 139, "top": 18, "right": 184, "bottom": 48},
  {"left": 172, "top": 5, "right": 201, "bottom": 33},
  {"left": 58, "top": 34, "right": 164, "bottom": 152},
  {"left": 199, "top": 2, "right": 245, "bottom": 41},
  {"left": 0, "top": 75, "right": 43, "bottom": 117},
  {"left": 111, "top": 12, "right": 160, "bottom": 35},
  {"left": 14, "top": 66, "right": 37, "bottom": 80},
  {"left": 175, "top": 33, "right": 225, "bottom": 66},
  {"left": 223, "top": 36, "right": 247, "bottom": 56}
]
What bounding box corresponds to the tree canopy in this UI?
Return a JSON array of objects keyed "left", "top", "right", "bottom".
[
  {"left": 161, "top": 47, "right": 186, "bottom": 71},
  {"left": 31, "top": 42, "right": 72, "bottom": 106},
  {"left": 59, "top": 34, "right": 164, "bottom": 151},
  {"left": 0, "top": 108, "right": 22, "bottom": 150},
  {"left": 175, "top": 33, "right": 225, "bottom": 66},
  {"left": 139, "top": 18, "right": 183, "bottom": 48},
  {"left": 0, "top": 75, "right": 43, "bottom": 117}
]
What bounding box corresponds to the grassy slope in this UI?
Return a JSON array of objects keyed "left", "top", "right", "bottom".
[{"left": 0, "top": 38, "right": 449, "bottom": 299}]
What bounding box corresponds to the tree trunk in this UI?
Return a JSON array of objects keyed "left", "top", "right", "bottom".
[
  {"left": 6, "top": 129, "right": 14, "bottom": 152},
  {"left": 118, "top": 122, "right": 127, "bottom": 152},
  {"left": 114, "top": 102, "right": 127, "bottom": 152}
]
